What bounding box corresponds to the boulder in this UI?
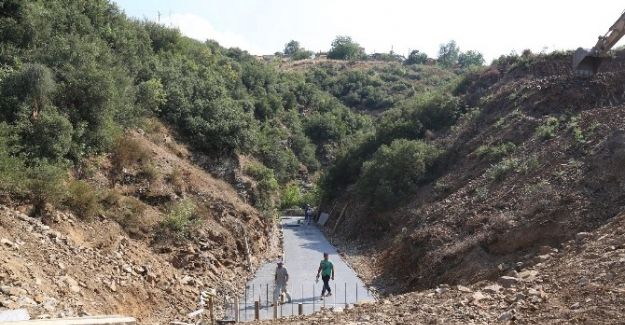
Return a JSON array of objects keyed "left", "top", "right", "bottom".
[{"left": 499, "top": 276, "right": 520, "bottom": 288}]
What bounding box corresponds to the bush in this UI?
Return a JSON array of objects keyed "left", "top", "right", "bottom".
[
  {"left": 486, "top": 155, "right": 540, "bottom": 182},
  {"left": 473, "top": 142, "right": 516, "bottom": 161},
  {"left": 404, "top": 50, "right": 428, "bottom": 65},
  {"left": 65, "top": 180, "right": 99, "bottom": 220},
  {"left": 0, "top": 123, "right": 27, "bottom": 195},
  {"left": 485, "top": 157, "right": 520, "bottom": 181},
  {"left": 160, "top": 199, "right": 197, "bottom": 235},
  {"left": 139, "top": 162, "right": 159, "bottom": 181},
  {"left": 111, "top": 136, "right": 151, "bottom": 172},
  {"left": 327, "top": 36, "right": 366, "bottom": 60},
  {"left": 280, "top": 182, "right": 302, "bottom": 209},
  {"left": 20, "top": 107, "right": 73, "bottom": 161},
  {"left": 245, "top": 163, "right": 279, "bottom": 213},
  {"left": 535, "top": 117, "right": 560, "bottom": 140},
  {"left": 113, "top": 196, "right": 147, "bottom": 235},
  {"left": 357, "top": 139, "right": 442, "bottom": 210},
  {"left": 166, "top": 167, "right": 185, "bottom": 193},
  {"left": 27, "top": 162, "right": 67, "bottom": 216}
]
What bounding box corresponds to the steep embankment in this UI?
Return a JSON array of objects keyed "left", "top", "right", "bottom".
[
  {"left": 325, "top": 51, "right": 625, "bottom": 294},
  {"left": 255, "top": 210, "right": 625, "bottom": 324},
  {"left": 0, "top": 125, "right": 278, "bottom": 323}
]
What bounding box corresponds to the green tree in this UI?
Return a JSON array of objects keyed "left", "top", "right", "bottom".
[
  {"left": 357, "top": 139, "right": 442, "bottom": 209},
  {"left": 438, "top": 40, "right": 460, "bottom": 68},
  {"left": 136, "top": 78, "right": 167, "bottom": 113},
  {"left": 284, "top": 40, "right": 313, "bottom": 60},
  {"left": 284, "top": 40, "right": 301, "bottom": 56},
  {"left": 328, "top": 36, "right": 365, "bottom": 60},
  {"left": 404, "top": 50, "right": 428, "bottom": 65},
  {"left": 21, "top": 108, "right": 73, "bottom": 161},
  {"left": 458, "top": 50, "right": 485, "bottom": 68}
]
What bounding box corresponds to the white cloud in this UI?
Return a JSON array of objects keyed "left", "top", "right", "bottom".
[{"left": 161, "top": 13, "right": 263, "bottom": 54}]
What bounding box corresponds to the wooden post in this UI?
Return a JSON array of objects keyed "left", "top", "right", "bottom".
[
  {"left": 254, "top": 301, "right": 260, "bottom": 320},
  {"left": 298, "top": 303, "right": 303, "bottom": 315},
  {"left": 209, "top": 296, "right": 215, "bottom": 325}
]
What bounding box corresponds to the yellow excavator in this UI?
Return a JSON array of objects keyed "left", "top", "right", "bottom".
[{"left": 573, "top": 10, "right": 625, "bottom": 77}]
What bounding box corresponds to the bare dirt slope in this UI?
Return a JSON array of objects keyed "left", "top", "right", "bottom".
[
  {"left": 0, "top": 124, "right": 278, "bottom": 324},
  {"left": 324, "top": 50, "right": 625, "bottom": 295},
  {"left": 254, "top": 206, "right": 625, "bottom": 324}
]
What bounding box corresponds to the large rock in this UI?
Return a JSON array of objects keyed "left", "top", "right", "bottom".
[{"left": 498, "top": 276, "right": 520, "bottom": 288}]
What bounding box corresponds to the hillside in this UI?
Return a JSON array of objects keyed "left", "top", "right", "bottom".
[
  {"left": 0, "top": 125, "right": 279, "bottom": 323},
  {"left": 322, "top": 50, "right": 625, "bottom": 296},
  {"left": 255, "top": 210, "right": 625, "bottom": 324}
]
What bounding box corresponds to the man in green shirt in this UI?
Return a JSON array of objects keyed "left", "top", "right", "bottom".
[{"left": 315, "top": 252, "right": 334, "bottom": 299}]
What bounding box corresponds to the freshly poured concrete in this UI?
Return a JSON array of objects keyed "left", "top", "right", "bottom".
[{"left": 237, "top": 217, "right": 373, "bottom": 321}]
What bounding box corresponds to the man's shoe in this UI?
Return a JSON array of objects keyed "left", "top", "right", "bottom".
[{"left": 326, "top": 292, "right": 332, "bottom": 297}]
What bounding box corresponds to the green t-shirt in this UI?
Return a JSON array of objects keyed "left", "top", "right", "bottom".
[{"left": 320, "top": 260, "right": 333, "bottom": 277}]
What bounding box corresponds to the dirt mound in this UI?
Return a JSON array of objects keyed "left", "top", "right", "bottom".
[
  {"left": 0, "top": 124, "right": 278, "bottom": 323},
  {"left": 324, "top": 52, "right": 625, "bottom": 294}
]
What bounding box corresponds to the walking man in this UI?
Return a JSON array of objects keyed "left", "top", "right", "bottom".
[
  {"left": 273, "top": 260, "right": 291, "bottom": 305},
  {"left": 316, "top": 252, "right": 334, "bottom": 299}
]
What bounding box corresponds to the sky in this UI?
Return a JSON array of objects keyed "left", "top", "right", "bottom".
[{"left": 112, "top": 0, "right": 625, "bottom": 62}]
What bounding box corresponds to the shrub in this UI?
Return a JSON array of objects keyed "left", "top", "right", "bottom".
[
  {"left": 327, "top": 36, "right": 366, "bottom": 60},
  {"left": 136, "top": 78, "right": 166, "bottom": 113},
  {"left": 160, "top": 199, "right": 197, "bottom": 235},
  {"left": 473, "top": 142, "right": 516, "bottom": 161},
  {"left": 27, "top": 162, "right": 67, "bottom": 216},
  {"left": 245, "top": 163, "right": 279, "bottom": 213},
  {"left": 404, "top": 50, "right": 428, "bottom": 65},
  {"left": 139, "top": 162, "right": 159, "bottom": 181},
  {"left": 357, "top": 139, "right": 442, "bottom": 210},
  {"left": 115, "top": 196, "right": 147, "bottom": 235},
  {"left": 486, "top": 155, "right": 540, "bottom": 182},
  {"left": 111, "top": 136, "right": 151, "bottom": 172},
  {"left": 535, "top": 117, "right": 560, "bottom": 140},
  {"left": 20, "top": 107, "right": 73, "bottom": 161},
  {"left": 167, "top": 167, "right": 185, "bottom": 193},
  {"left": 280, "top": 182, "right": 302, "bottom": 209},
  {"left": 301, "top": 185, "right": 321, "bottom": 207},
  {"left": 485, "top": 157, "right": 520, "bottom": 181},
  {"left": 65, "top": 180, "right": 99, "bottom": 220},
  {"left": 0, "top": 123, "right": 27, "bottom": 195}
]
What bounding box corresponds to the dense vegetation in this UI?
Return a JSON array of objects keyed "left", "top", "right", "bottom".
[
  {"left": 0, "top": 0, "right": 370, "bottom": 217},
  {"left": 0, "top": 0, "right": 488, "bottom": 219}
]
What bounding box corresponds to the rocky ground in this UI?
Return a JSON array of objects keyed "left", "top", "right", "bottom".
[
  {"left": 0, "top": 124, "right": 281, "bottom": 324},
  {"left": 253, "top": 210, "right": 625, "bottom": 324}
]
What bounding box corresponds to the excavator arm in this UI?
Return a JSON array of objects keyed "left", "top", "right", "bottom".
[{"left": 573, "top": 10, "right": 625, "bottom": 76}]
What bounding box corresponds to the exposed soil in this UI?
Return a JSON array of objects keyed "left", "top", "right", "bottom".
[
  {"left": 253, "top": 186, "right": 625, "bottom": 324},
  {"left": 324, "top": 50, "right": 625, "bottom": 297},
  {"left": 0, "top": 124, "right": 280, "bottom": 324}
]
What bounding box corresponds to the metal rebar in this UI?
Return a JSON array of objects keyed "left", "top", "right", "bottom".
[
  {"left": 291, "top": 283, "right": 294, "bottom": 316},
  {"left": 345, "top": 282, "right": 347, "bottom": 306},
  {"left": 235, "top": 298, "right": 240, "bottom": 322},
  {"left": 356, "top": 283, "right": 358, "bottom": 303},
  {"left": 313, "top": 283, "right": 316, "bottom": 312},
  {"left": 245, "top": 287, "right": 248, "bottom": 321},
  {"left": 266, "top": 283, "right": 269, "bottom": 308},
  {"left": 334, "top": 283, "right": 337, "bottom": 306}
]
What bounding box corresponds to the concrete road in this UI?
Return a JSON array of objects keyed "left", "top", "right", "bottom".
[{"left": 236, "top": 217, "right": 373, "bottom": 321}]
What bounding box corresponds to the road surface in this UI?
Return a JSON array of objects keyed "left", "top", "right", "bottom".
[{"left": 236, "top": 216, "right": 373, "bottom": 321}]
